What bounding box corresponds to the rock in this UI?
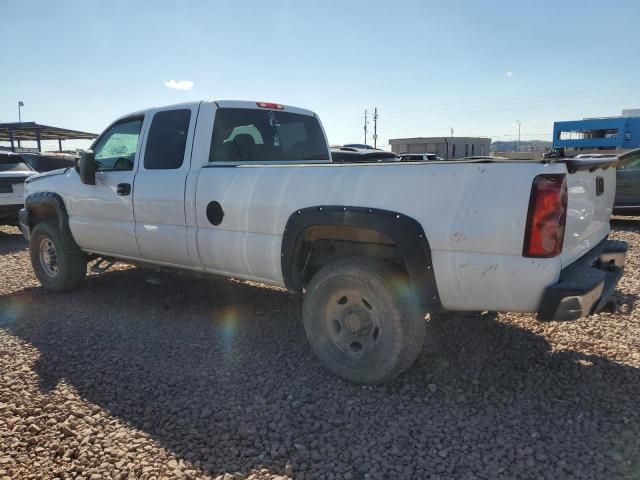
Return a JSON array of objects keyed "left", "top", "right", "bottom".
[
  {"left": 284, "top": 462, "right": 294, "bottom": 476},
  {"left": 28, "top": 424, "right": 41, "bottom": 434}
]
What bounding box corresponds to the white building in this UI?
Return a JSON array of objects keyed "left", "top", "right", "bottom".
[{"left": 389, "top": 137, "right": 492, "bottom": 159}]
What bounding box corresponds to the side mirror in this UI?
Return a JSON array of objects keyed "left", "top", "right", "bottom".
[{"left": 77, "top": 150, "right": 96, "bottom": 185}]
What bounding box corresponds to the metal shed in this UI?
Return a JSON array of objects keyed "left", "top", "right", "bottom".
[{"left": 0, "top": 122, "right": 97, "bottom": 152}]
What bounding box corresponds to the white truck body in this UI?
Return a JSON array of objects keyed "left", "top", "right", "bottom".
[{"left": 18, "top": 100, "right": 627, "bottom": 383}]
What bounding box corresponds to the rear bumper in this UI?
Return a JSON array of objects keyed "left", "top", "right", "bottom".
[
  {"left": 538, "top": 239, "right": 627, "bottom": 321},
  {"left": 0, "top": 203, "right": 23, "bottom": 225}
]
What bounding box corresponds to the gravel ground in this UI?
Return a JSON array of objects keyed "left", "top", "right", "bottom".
[{"left": 1, "top": 221, "right": 639, "bottom": 480}]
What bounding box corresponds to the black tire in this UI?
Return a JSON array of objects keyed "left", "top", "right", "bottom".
[
  {"left": 303, "top": 257, "right": 426, "bottom": 384},
  {"left": 30, "top": 221, "right": 87, "bottom": 292}
]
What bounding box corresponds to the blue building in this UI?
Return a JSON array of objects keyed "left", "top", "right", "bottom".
[{"left": 553, "top": 109, "right": 640, "bottom": 151}]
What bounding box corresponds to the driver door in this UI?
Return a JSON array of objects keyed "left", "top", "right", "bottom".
[{"left": 67, "top": 116, "right": 145, "bottom": 258}]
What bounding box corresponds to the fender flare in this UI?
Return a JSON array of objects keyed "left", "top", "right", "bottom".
[
  {"left": 24, "top": 192, "right": 80, "bottom": 251},
  {"left": 281, "top": 205, "right": 441, "bottom": 312}
]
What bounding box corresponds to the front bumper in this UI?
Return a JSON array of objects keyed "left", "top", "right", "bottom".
[
  {"left": 538, "top": 239, "right": 628, "bottom": 321},
  {"left": 18, "top": 208, "right": 30, "bottom": 240}
]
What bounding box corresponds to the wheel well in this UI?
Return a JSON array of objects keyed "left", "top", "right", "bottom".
[
  {"left": 24, "top": 192, "right": 82, "bottom": 252},
  {"left": 281, "top": 206, "right": 441, "bottom": 313},
  {"left": 295, "top": 224, "right": 403, "bottom": 287},
  {"left": 28, "top": 202, "right": 59, "bottom": 227},
  {"left": 24, "top": 192, "right": 67, "bottom": 231}
]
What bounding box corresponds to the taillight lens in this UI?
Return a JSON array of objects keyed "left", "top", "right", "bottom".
[
  {"left": 256, "top": 102, "right": 284, "bottom": 110},
  {"left": 523, "top": 174, "right": 567, "bottom": 258}
]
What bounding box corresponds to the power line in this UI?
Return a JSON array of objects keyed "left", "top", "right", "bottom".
[
  {"left": 382, "top": 96, "right": 640, "bottom": 119},
  {"left": 381, "top": 84, "right": 640, "bottom": 116},
  {"left": 354, "top": 84, "right": 639, "bottom": 147}
]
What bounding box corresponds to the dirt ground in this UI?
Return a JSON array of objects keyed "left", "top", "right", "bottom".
[{"left": 1, "top": 220, "right": 639, "bottom": 480}]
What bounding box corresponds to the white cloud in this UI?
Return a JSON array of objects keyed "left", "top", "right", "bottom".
[
  {"left": 164, "top": 80, "right": 194, "bottom": 91},
  {"left": 506, "top": 71, "right": 515, "bottom": 77}
]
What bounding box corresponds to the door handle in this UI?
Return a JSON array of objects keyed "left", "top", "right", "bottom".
[{"left": 117, "top": 183, "right": 131, "bottom": 196}]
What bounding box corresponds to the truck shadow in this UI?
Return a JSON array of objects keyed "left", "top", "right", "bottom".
[
  {"left": 1, "top": 268, "right": 639, "bottom": 478},
  {"left": 0, "top": 226, "right": 28, "bottom": 255}
]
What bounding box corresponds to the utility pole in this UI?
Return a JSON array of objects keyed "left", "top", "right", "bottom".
[
  {"left": 516, "top": 120, "right": 521, "bottom": 152},
  {"left": 449, "top": 127, "right": 454, "bottom": 159},
  {"left": 373, "top": 107, "right": 378, "bottom": 149},
  {"left": 363, "top": 110, "right": 369, "bottom": 145},
  {"left": 17, "top": 101, "right": 24, "bottom": 149}
]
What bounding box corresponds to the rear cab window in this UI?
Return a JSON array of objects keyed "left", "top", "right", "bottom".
[
  {"left": 209, "top": 108, "right": 329, "bottom": 162},
  {"left": 0, "top": 154, "right": 32, "bottom": 173}
]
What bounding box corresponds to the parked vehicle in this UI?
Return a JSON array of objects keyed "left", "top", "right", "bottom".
[
  {"left": 343, "top": 143, "right": 375, "bottom": 150},
  {"left": 574, "top": 153, "right": 614, "bottom": 159},
  {"left": 18, "top": 100, "right": 627, "bottom": 384},
  {"left": 399, "top": 153, "right": 444, "bottom": 162},
  {"left": 331, "top": 146, "right": 398, "bottom": 163},
  {"left": 613, "top": 148, "right": 640, "bottom": 215},
  {"left": 0, "top": 151, "right": 76, "bottom": 173},
  {"left": 18, "top": 152, "right": 76, "bottom": 173},
  {"left": 0, "top": 153, "right": 37, "bottom": 226},
  {"left": 542, "top": 147, "right": 565, "bottom": 159}
]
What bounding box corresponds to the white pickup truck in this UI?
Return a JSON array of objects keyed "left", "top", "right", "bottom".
[{"left": 18, "top": 100, "right": 627, "bottom": 384}]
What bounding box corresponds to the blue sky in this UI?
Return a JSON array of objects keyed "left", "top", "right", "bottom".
[{"left": 2, "top": 0, "right": 639, "bottom": 151}]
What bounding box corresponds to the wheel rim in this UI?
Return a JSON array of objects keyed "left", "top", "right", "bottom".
[
  {"left": 325, "top": 289, "right": 381, "bottom": 358},
  {"left": 39, "top": 237, "right": 59, "bottom": 277}
]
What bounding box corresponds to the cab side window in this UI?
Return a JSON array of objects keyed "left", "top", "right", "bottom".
[
  {"left": 144, "top": 109, "right": 191, "bottom": 170},
  {"left": 93, "top": 118, "right": 143, "bottom": 171}
]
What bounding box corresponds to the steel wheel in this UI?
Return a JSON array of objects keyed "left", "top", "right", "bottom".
[
  {"left": 39, "top": 237, "right": 59, "bottom": 277},
  {"left": 30, "top": 221, "right": 87, "bottom": 292},
  {"left": 325, "top": 289, "right": 381, "bottom": 358},
  {"left": 303, "top": 257, "right": 426, "bottom": 384}
]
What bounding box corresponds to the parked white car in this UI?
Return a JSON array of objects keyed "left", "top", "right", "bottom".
[
  {"left": 399, "top": 153, "right": 444, "bottom": 161},
  {"left": 0, "top": 153, "right": 37, "bottom": 226},
  {"left": 18, "top": 100, "right": 627, "bottom": 383}
]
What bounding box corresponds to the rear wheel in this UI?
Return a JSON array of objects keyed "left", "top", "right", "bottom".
[
  {"left": 303, "top": 257, "right": 426, "bottom": 384},
  {"left": 30, "top": 221, "right": 87, "bottom": 292}
]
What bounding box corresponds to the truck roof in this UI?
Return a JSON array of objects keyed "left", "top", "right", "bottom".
[{"left": 110, "top": 100, "right": 317, "bottom": 125}]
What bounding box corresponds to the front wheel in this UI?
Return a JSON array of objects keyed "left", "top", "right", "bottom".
[
  {"left": 30, "top": 221, "right": 87, "bottom": 292},
  {"left": 303, "top": 257, "right": 426, "bottom": 384}
]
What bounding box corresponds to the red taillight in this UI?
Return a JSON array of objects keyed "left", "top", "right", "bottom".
[
  {"left": 523, "top": 174, "right": 567, "bottom": 258},
  {"left": 256, "top": 102, "right": 284, "bottom": 110}
]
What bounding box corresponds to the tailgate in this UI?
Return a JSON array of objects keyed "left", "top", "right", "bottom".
[
  {"left": 561, "top": 160, "right": 616, "bottom": 267},
  {"left": 0, "top": 171, "right": 33, "bottom": 205},
  {"left": 0, "top": 177, "right": 26, "bottom": 203}
]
